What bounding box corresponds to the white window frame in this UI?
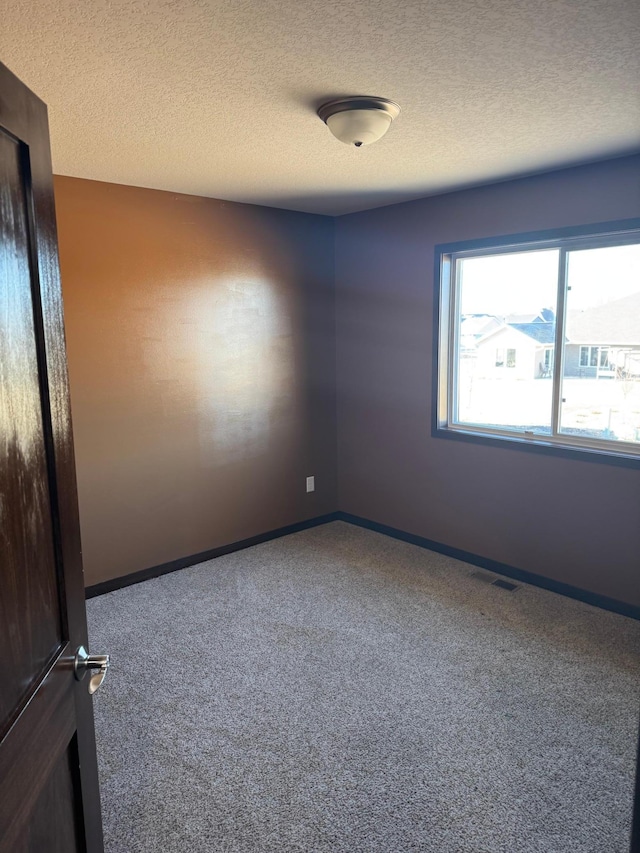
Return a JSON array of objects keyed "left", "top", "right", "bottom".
[
  {"left": 579, "top": 346, "right": 592, "bottom": 368},
  {"left": 434, "top": 220, "right": 640, "bottom": 463},
  {"left": 579, "top": 345, "right": 605, "bottom": 369}
]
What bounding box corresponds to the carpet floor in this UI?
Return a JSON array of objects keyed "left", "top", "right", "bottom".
[{"left": 87, "top": 521, "right": 640, "bottom": 853}]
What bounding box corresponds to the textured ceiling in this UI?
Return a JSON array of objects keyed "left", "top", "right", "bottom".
[{"left": 1, "top": 0, "right": 639, "bottom": 215}]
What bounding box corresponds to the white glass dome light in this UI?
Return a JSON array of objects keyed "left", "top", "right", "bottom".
[{"left": 318, "top": 97, "right": 401, "bottom": 147}]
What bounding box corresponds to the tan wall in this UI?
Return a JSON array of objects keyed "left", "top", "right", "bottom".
[
  {"left": 54, "top": 177, "right": 336, "bottom": 587},
  {"left": 335, "top": 155, "right": 640, "bottom": 608}
]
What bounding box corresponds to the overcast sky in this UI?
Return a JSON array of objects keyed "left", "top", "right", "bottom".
[{"left": 460, "top": 243, "right": 640, "bottom": 316}]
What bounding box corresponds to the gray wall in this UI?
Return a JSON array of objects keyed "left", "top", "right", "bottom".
[{"left": 335, "top": 156, "right": 640, "bottom": 607}]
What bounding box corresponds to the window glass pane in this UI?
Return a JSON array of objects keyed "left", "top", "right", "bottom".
[
  {"left": 560, "top": 243, "right": 640, "bottom": 445},
  {"left": 455, "top": 250, "right": 558, "bottom": 434},
  {"left": 579, "top": 347, "right": 589, "bottom": 367}
]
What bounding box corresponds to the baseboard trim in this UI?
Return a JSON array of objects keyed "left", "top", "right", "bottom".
[
  {"left": 335, "top": 511, "right": 640, "bottom": 621},
  {"left": 85, "top": 512, "right": 339, "bottom": 598},
  {"left": 86, "top": 509, "right": 639, "bottom": 621}
]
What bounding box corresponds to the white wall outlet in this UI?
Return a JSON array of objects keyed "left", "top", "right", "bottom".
[{"left": 306, "top": 476, "right": 315, "bottom": 493}]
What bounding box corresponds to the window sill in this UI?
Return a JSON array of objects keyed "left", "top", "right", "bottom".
[{"left": 432, "top": 423, "right": 640, "bottom": 469}]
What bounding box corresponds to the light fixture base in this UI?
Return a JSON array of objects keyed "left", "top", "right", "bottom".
[{"left": 317, "top": 97, "right": 401, "bottom": 124}]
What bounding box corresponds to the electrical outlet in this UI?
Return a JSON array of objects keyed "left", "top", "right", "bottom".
[{"left": 306, "top": 476, "right": 315, "bottom": 493}]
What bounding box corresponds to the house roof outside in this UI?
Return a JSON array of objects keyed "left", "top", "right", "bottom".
[
  {"left": 566, "top": 291, "right": 640, "bottom": 345},
  {"left": 468, "top": 293, "right": 640, "bottom": 350},
  {"left": 505, "top": 312, "right": 542, "bottom": 324},
  {"left": 508, "top": 323, "right": 557, "bottom": 345},
  {"left": 460, "top": 315, "right": 502, "bottom": 337},
  {"left": 477, "top": 321, "right": 557, "bottom": 347},
  {"left": 505, "top": 308, "right": 556, "bottom": 324}
]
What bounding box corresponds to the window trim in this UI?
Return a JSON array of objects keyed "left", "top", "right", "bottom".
[
  {"left": 580, "top": 345, "right": 602, "bottom": 368},
  {"left": 433, "top": 218, "right": 640, "bottom": 468},
  {"left": 579, "top": 346, "right": 588, "bottom": 367}
]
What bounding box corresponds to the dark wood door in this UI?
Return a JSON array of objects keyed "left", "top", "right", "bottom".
[{"left": 0, "top": 62, "right": 104, "bottom": 851}]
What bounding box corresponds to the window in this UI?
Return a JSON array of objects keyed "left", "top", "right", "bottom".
[
  {"left": 495, "top": 348, "right": 516, "bottom": 368},
  {"left": 435, "top": 220, "right": 640, "bottom": 460},
  {"left": 579, "top": 345, "right": 606, "bottom": 368}
]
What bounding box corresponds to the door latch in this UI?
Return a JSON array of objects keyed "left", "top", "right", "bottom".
[{"left": 74, "top": 645, "right": 110, "bottom": 695}]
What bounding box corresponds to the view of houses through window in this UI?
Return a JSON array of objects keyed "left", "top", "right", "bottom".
[{"left": 450, "top": 239, "right": 640, "bottom": 452}]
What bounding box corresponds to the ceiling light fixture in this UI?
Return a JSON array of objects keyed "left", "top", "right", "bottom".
[{"left": 317, "top": 97, "right": 401, "bottom": 148}]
